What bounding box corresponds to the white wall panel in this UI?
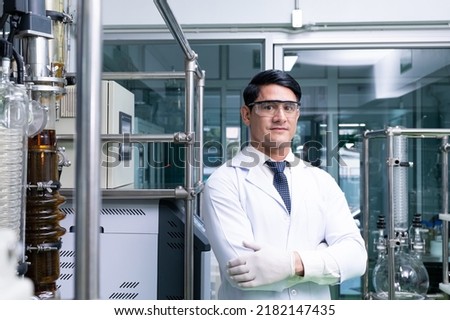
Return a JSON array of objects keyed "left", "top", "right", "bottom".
[{"left": 101, "top": 0, "right": 450, "bottom": 28}]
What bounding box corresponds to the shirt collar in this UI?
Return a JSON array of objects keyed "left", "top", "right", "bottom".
[
  {"left": 246, "top": 145, "right": 296, "bottom": 165},
  {"left": 231, "top": 145, "right": 301, "bottom": 169}
]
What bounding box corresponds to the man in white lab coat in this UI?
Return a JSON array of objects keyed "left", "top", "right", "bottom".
[{"left": 202, "top": 69, "right": 367, "bottom": 300}]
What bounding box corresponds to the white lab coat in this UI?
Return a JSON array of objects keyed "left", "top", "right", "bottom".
[{"left": 202, "top": 146, "right": 367, "bottom": 300}]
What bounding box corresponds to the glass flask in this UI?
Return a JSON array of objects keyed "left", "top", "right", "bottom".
[
  {"left": 372, "top": 244, "right": 429, "bottom": 299},
  {"left": 0, "top": 56, "right": 29, "bottom": 241}
]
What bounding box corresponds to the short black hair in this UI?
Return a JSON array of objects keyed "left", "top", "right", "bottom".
[{"left": 243, "top": 69, "right": 302, "bottom": 106}]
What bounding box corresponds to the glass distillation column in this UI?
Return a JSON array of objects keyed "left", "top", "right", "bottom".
[
  {"left": 372, "top": 134, "right": 430, "bottom": 299},
  {"left": 21, "top": 0, "right": 71, "bottom": 299},
  {"left": 0, "top": 52, "right": 30, "bottom": 243}
]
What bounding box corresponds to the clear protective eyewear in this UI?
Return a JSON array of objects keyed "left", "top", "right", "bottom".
[{"left": 248, "top": 100, "right": 300, "bottom": 117}]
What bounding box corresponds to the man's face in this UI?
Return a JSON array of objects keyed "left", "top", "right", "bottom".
[{"left": 241, "top": 84, "right": 299, "bottom": 159}]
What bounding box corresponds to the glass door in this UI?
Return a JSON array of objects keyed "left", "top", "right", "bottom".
[{"left": 274, "top": 45, "right": 450, "bottom": 299}]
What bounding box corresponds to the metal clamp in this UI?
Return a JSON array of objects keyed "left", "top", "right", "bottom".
[
  {"left": 57, "top": 146, "right": 72, "bottom": 169},
  {"left": 192, "top": 181, "right": 204, "bottom": 196},
  {"left": 27, "top": 241, "right": 62, "bottom": 252},
  {"left": 174, "top": 131, "right": 195, "bottom": 143},
  {"left": 387, "top": 157, "right": 413, "bottom": 167},
  {"left": 27, "top": 180, "right": 61, "bottom": 192}
]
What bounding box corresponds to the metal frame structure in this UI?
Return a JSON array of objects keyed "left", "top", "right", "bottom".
[
  {"left": 362, "top": 126, "right": 450, "bottom": 299},
  {"left": 71, "top": 0, "right": 205, "bottom": 299}
]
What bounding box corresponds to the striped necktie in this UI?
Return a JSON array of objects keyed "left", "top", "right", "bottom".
[{"left": 266, "top": 160, "right": 291, "bottom": 213}]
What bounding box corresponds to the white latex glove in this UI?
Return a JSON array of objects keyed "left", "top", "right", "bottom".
[{"left": 227, "top": 241, "right": 296, "bottom": 288}]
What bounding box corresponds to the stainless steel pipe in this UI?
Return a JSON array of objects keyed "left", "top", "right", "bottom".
[
  {"left": 152, "top": 0, "right": 206, "bottom": 299},
  {"left": 61, "top": 188, "right": 190, "bottom": 201},
  {"left": 74, "top": 0, "right": 102, "bottom": 300},
  {"left": 57, "top": 133, "right": 176, "bottom": 143},
  {"left": 153, "top": 0, "right": 196, "bottom": 61},
  {"left": 102, "top": 71, "right": 186, "bottom": 80}
]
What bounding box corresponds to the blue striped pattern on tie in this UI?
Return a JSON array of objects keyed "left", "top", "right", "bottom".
[{"left": 266, "top": 160, "right": 291, "bottom": 213}]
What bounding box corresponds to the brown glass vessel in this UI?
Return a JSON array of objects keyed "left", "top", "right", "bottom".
[{"left": 25, "top": 129, "right": 66, "bottom": 299}]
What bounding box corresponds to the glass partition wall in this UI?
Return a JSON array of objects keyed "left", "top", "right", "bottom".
[
  {"left": 103, "top": 41, "right": 262, "bottom": 188},
  {"left": 102, "top": 36, "right": 450, "bottom": 299},
  {"left": 102, "top": 41, "right": 263, "bottom": 299},
  {"left": 277, "top": 47, "right": 450, "bottom": 299}
]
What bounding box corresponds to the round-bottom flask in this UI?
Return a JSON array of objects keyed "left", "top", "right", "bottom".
[{"left": 372, "top": 248, "right": 429, "bottom": 299}]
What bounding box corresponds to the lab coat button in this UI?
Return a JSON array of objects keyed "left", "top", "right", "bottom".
[{"left": 291, "top": 289, "right": 297, "bottom": 295}]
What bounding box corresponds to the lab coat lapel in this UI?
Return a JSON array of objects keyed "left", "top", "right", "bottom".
[
  {"left": 232, "top": 150, "right": 284, "bottom": 206},
  {"left": 246, "top": 165, "right": 276, "bottom": 197}
]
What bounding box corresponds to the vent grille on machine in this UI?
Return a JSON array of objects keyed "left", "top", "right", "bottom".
[
  {"left": 60, "top": 261, "right": 75, "bottom": 269},
  {"left": 119, "top": 281, "right": 140, "bottom": 289},
  {"left": 59, "top": 249, "right": 75, "bottom": 284},
  {"left": 107, "top": 282, "right": 141, "bottom": 300},
  {"left": 61, "top": 207, "right": 75, "bottom": 215},
  {"left": 60, "top": 250, "right": 75, "bottom": 259},
  {"left": 108, "top": 282, "right": 141, "bottom": 300},
  {"left": 58, "top": 273, "right": 74, "bottom": 281},
  {"left": 60, "top": 207, "right": 147, "bottom": 216},
  {"left": 101, "top": 208, "right": 146, "bottom": 216},
  {"left": 166, "top": 295, "right": 183, "bottom": 300},
  {"left": 108, "top": 292, "right": 139, "bottom": 300},
  {"left": 60, "top": 85, "right": 76, "bottom": 118}
]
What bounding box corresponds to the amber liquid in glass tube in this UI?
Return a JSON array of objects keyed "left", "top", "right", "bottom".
[
  {"left": 26, "top": 129, "right": 66, "bottom": 299},
  {"left": 51, "top": 62, "right": 65, "bottom": 80}
]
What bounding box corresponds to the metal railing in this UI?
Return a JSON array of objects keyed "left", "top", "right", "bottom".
[{"left": 74, "top": 0, "right": 205, "bottom": 299}]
